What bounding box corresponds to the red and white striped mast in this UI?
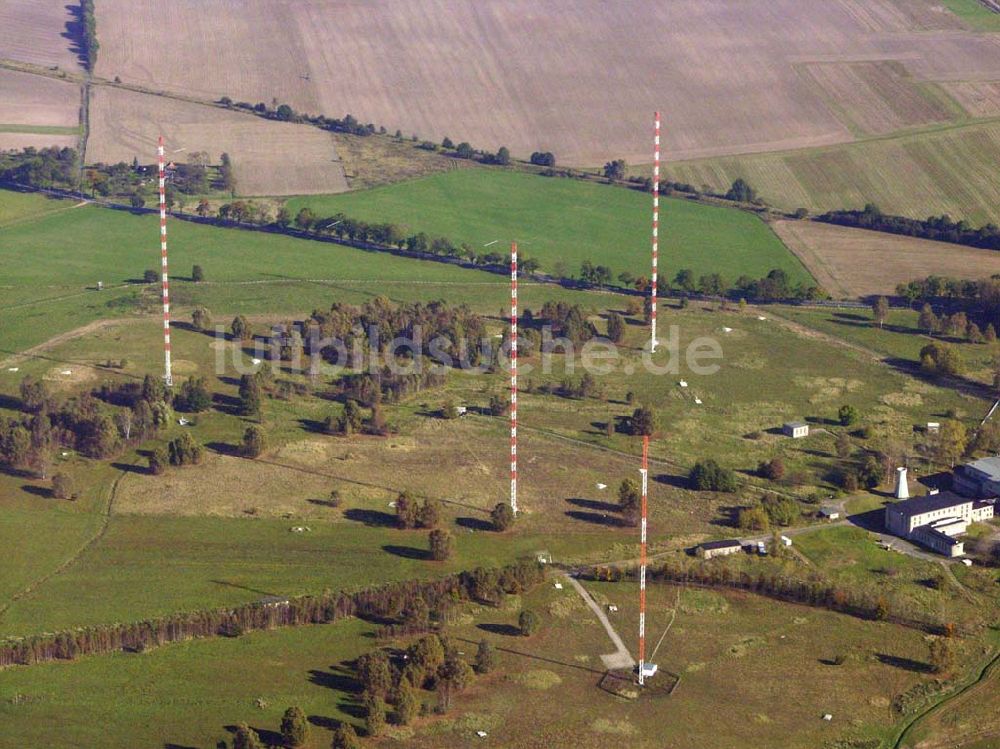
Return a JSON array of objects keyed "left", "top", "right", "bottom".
[
  {"left": 510, "top": 242, "right": 519, "bottom": 514},
  {"left": 650, "top": 113, "right": 660, "bottom": 353},
  {"left": 638, "top": 435, "right": 650, "bottom": 685},
  {"left": 158, "top": 135, "right": 173, "bottom": 387}
]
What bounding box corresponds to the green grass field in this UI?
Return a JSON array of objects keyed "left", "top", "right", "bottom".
[
  {"left": 667, "top": 120, "right": 1000, "bottom": 226},
  {"left": 0, "top": 189, "right": 606, "bottom": 353},
  {"left": 941, "top": 0, "right": 1000, "bottom": 30},
  {"left": 285, "top": 170, "right": 813, "bottom": 286},
  {"left": 0, "top": 617, "right": 374, "bottom": 749}
]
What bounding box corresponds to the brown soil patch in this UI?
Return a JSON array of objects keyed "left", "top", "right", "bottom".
[
  {"left": 0, "top": 69, "right": 79, "bottom": 128},
  {"left": 0, "top": 0, "right": 84, "bottom": 70},
  {"left": 93, "top": 0, "right": 1000, "bottom": 166},
  {"left": 772, "top": 219, "right": 1000, "bottom": 298},
  {"left": 88, "top": 88, "right": 348, "bottom": 197}
]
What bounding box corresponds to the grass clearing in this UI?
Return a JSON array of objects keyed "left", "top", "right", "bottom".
[{"left": 287, "top": 169, "right": 813, "bottom": 285}]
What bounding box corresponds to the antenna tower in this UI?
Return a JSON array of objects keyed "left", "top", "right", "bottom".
[
  {"left": 650, "top": 113, "right": 660, "bottom": 353},
  {"left": 158, "top": 135, "right": 173, "bottom": 387},
  {"left": 510, "top": 242, "right": 519, "bottom": 514},
  {"left": 638, "top": 435, "right": 650, "bottom": 685}
]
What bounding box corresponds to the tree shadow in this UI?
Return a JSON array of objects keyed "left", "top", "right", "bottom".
[
  {"left": 875, "top": 653, "right": 933, "bottom": 674},
  {"left": 307, "top": 498, "right": 342, "bottom": 509},
  {"left": 344, "top": 508, "right": 396, "bottom": 527},
  {"left": 164, "top": 744, "right": 199, "bottom": 749},
  {"left": 382, "top": 544, "right": 431, "bottom": 561},
  {"left": 711, "top": 505, "right": 743, "bottom": 528},
  {"left": 205, "top": 441, "right": 241, "bottom": 458},
  {"left": 456, "top": 516, "right": 493, "bottom": 532},
  {"left": 476, "top": 622, "right": 522, "bottom": 637},
  {"left": 653, "top": 472, "right": 690, "bottom": 490},
  {"left": 298, "top": 418, "right": 329, "bottom": 434},
  {"left": 566, "top": 497, "right": 619, "bottom": 513},
  {"left": 20, "top": 484, "right": 53, "bottom": 499},
  {"left": 0, "top": 393, "right": 22, "bottom": 411},
  {"left": 61, "top": 4, "right": 87, "bottom": 68},
  {"left": 211, "top": 392, "right": 242, "bottom": 415},
  {"left": 308, "top": 665, "right": 361, "bottom": 694},
  {"left": 111, "top": 461, "right": 151, "bottom": 475},
  {"left": 565, "top": 510, "right": 626, "bottom": 527}
]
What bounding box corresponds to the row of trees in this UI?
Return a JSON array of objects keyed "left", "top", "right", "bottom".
[
  {"left": 588, "top": 556, "right": 960, "bottom": 634},
  {"left": 80, "top": 0, "right": 98, "bottom": 70},
  {"left": 0, "top": 559, "right": 544, "bottom": 668},
  {"left": 821, "top": 203, "right": 1000, "bottom": 252}
]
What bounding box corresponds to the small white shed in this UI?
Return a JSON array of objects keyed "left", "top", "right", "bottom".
[{"left": 783, "top": 422, "right": 810, "bottom": 439}]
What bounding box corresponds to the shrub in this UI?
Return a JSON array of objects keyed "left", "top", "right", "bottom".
[
  {"left": 490, "top": 502, "right": 515, "bottom": 532},
  {"left": 142, "top": 269, "right": 158, "bottom": 283},
  {"left": 757, "top": 458, "right": 786, "bottom": 481},
  {"left": 838, "top": 404, "right": 859, "bottom": 427},
  {"left": 689, "top": 459, "right": 737, "bottom": 492},
  {"left": 518, "top": 609, "right": 539, "bottom": 637},
  {"left": 51, "top": 472, "right": 75, "bottom": 500},
  {"left": 191, "top": 264, "right": 204, "bottom": 282},
  {"left": 429, "top": 529, "right": 454, "bottom": 561},
  {"left": 148, "top": 447, "right": 168, "bottom": 475},
  {"left": 474, "top": 639, "right": 496, "bottom": 674},
  {"left": 241, "top": 425, "right": 266, "bottom": 458},
  {"left": 280, "top": 705, "right": 309, "bottom": 747}
]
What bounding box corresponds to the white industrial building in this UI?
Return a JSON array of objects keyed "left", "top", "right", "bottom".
[
  {"left": 953, "top": 457, "right": 1000, "bottom": 499},
  {"left": 884, "top": 491, "right": 994, "bottom": 557}
]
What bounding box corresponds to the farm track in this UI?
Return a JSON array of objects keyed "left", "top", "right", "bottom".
[
  {"left": 0, "top": 456, "right": 135, "bottom": 624},
  {"left": 0, "top": 317, "right": 140, "bottom": 370},
  {"left": 893, "top": 641, "right": 1000, "bottom": 749}
]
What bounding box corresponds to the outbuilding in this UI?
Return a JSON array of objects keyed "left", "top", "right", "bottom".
[
  {"left": 697, "top": 539, "right": 742, "bottom": 559},
  {"left": 783, "top": 421, "right": 809, "bottom": 439}
]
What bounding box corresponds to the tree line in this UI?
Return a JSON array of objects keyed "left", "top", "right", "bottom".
[
  {"left": 819, "top": 203, "right": 1000, "bottom": 252},
  {"left": 586, "top": 556, "right": 964, "bottom": 635},
  {"left": 0, "top": 559, "right": 544, "bottom": 668},
  {"left": 80, "top": 0, "right": 98, "bottom": 71}
]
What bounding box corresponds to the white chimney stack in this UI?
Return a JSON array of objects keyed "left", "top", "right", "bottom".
[{"left": 896, "top": 467, "right": 910, "bottom": 500}]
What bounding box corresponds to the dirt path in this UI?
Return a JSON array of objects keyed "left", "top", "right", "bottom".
[
  {"left": 563, "top": 573, "right": 635, "bottom": 670},
  {"left": 0, "top": 456, "right": 134, "bottom": 622},
  {"left": 0, "top": 316, "right": 140, "bottom": 370}
]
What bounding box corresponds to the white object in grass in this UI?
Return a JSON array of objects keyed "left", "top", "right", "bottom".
[
  {"left": 596, "top": 483, "right": 607, "bottom": 490},
  {"left": 251, "top": 358, "right": 262, "bottom": 365},
  {"left": 694, "top": 397, "right": 703, "bottom": 405},
  {"left": 679, "top": 380, "right": 688, "bottom": 388},
  {"left": 722, "top": 326, "right": 733, "bottom": 333}
]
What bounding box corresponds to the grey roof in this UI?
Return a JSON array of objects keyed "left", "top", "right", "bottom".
[
  {"left": 700, "top": 539, "right": 742, "bottom": 550},
  {"left": 887, "top": 491, "right": 971, "bottom": 519},
  {"left": 918, "top": 527, "right": 962, "bottom": 546},
  {"left": 962, "top": 457, "right": 1000, "bottom": 481},
  {"left": 785, "top": 421, "right": 809, "bottom": 429},
  {"left": 973, "top": 500, "right": 995, "bottom": 511},
  {"left": 820, "top": 506, "right": 840, "bottom": 515}
]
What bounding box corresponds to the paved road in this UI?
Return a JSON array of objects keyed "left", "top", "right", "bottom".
[{"left": 562, "top": 573, "right": 635, "bottom": 671}]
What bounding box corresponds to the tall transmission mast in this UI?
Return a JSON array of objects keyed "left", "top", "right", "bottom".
[
  {"left": 638, "top": 435, "right": 650, "bottom": 685},
  {"left": 510, "top": 242, "right": 519, "bottom": 514},
  {"left": 650, "top": 113, "right": 661, "bottom": 353},
  {"left": 158, "top": 135, "right": 173, "bottom": 387}
]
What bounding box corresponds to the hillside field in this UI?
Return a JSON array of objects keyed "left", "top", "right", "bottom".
[
  {"left": 772, "top": 218, "right": 1000, "bottom": 297},
  {"left": 667, "top": 120, "right": 1000, "bottom": 226},
  {"left": 286, "top": 170, "right": 814, "bottom": 286}
]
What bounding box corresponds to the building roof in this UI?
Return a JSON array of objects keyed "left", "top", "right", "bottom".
[
  {"left": 962, "top": 457, "right": 1000, "bottom": 481},
  {"left": 785, "top": 421, "right": 809, "bottom": 429},
  {"left": 887, "top": 491, "right": 971, "bottom": 519},
  {"left": 700, "top": 539, "right": 742, "bottom": 550},
  {"left": 973, "top": 500, "right": 995, "bottom": 511},
  {"left": 919, "top": 527, "right": 963, "bottom": 546},
  {"left": 819, "top": 506, "right": 840, "bottom": 515}
]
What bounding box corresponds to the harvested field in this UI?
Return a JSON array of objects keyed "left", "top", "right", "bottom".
[
  {"left": 0, "top": 70, "right": 79, "bottom": 129},
  {"left": 87, "top": 88, "right": 348, "bottom": 196},
  {"left": 0, "top": 0, "right": 84, "bottom": 70},
  {"left": 669, "top": 120, "right": 1000, "bottom": 226},
  {"left": 943, "top": 79, "right": 1000, "bottom": 117},
  {"left": 94, "top": 0, "right": 1000, "bottom": 166},
  {"left": 772, "top": 218, "right": 1000, "bottom": 297},
  {"left": 0, "top": 132, "right": 77, "bottom": 151},
  {"left": 802, "top": 61, "right": 954, "bottom": 135}
]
